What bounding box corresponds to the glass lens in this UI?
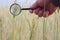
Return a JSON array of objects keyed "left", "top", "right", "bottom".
[{"left": 10, "top": 3, "right": 21, "bottom": 16}]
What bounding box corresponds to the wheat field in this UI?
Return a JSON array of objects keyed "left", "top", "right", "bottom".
[{"left": 0, "top": 7, "right": 60, "bottom": 40}]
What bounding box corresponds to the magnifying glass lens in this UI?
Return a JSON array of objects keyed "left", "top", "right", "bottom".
[{"left": 10, "top": 3, "right": 21, "bottom": 16}]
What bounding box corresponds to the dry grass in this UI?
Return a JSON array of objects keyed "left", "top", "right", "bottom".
[{"left": 0, "top": 7, "right": 60, "bottom": 40}]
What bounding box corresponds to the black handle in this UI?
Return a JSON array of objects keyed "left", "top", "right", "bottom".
[
  {"left": 21, "top": 7, "right": 43, "bottom": 10},
  {"left": 21, "top": 8, "right": 34, "bottom": 10}
]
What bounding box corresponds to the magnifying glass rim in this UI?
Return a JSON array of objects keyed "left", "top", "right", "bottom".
[{"left": 10, "top": 3, "right": 21, "bottom": 16}]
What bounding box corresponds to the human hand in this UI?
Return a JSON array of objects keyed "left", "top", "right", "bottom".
[{"left": 29, "top": 0, "right": 57, "bottom": 17}]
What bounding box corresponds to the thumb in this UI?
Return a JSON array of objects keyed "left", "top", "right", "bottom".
[{"left": 29, "top": 1, "right": 39, "bottom": 13}]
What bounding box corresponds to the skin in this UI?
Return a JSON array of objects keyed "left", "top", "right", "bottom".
[{"left": 29, "top": 0, "right": 57, "bottom": 17}]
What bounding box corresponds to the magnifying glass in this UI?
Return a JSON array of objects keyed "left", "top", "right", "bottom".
[
  {"left": 10, "top": 3, "right": 35, "bottom": 16},
  {"left": 10, "top": 3, "right": 43, "bottom": 16}
]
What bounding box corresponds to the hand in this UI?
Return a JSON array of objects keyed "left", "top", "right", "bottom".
[{"left": 29, "top": 0, "right": 57, "bottom": 17}]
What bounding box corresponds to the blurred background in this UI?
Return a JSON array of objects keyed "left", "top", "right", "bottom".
[{"left": 0, "top": 0, "right": 60, "bottom": 40}]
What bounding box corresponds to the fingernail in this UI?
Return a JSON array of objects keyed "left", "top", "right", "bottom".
[{"left": 29, "top": 10, "right": 33, "bottom": 13}]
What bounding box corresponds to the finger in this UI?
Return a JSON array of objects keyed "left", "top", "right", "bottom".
[
  {"left": 43, "top": 11, "right": 49, "bottom": 17},
  {"left": 38, "top": 9, "right": 43, "bottom": 17},
  {"left": 29, "top": 2, "right": 39, "bottom": 13},
  {"left": 30, "top": 1, "right": 39, "bottom": 9},
  {"left": 29, "top": 10, "right": 33, "bottom": 13},
  {"left": 33, "top": 8, "right": 40, "bottom": 15},
  {"left": 46, "top": 3, "right": 57, "bottom": 16}
]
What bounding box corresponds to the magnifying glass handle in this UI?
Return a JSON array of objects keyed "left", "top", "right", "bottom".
[
  {"left": 21, "top": 8, "right": 35, "bottom": 10},
  {"left": 21, "top": 7, "right": 43, "bottom": 10}
]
